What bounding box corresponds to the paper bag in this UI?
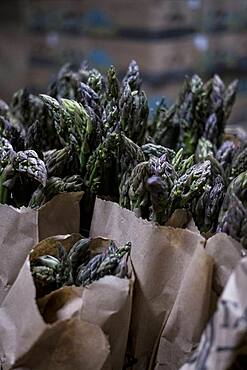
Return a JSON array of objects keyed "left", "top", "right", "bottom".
[
  {"left": 37, "top": 276, "right": 133, "bottom": 370},
  {"left": 90, "top": 198, "right": 213, "bottom": 369},
  {"left": 179, "top": 256, "right": 247, "bottom": 370},
  {"left": 35, "top": 236, "right": 134, "bottom": 370},
  {"left": 0, "top": 193, "right": 82, "bottom": 306},
  {"left": 0, "top": 242, "right": 111, "bottom": 369},
  {"left": 0, "top": 233, "right": 132, "bottom": 370}
]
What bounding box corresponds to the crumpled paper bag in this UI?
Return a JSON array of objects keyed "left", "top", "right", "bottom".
[
  {"left": 1, "top": 257, "right": 111, "bottom": 370},
  {"left": 36, "top": 235, "right": 134, "bottom": 370},
  {"left": 0, "top": 234, "right": 133, "bottom": 370},
  {"left": 90, "top": 198, "right": 214, "bottom": 369}
]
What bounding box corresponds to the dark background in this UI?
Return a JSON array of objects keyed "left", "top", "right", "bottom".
[{"left": 0, "top": 0, "right": 247, "bottom": 126}]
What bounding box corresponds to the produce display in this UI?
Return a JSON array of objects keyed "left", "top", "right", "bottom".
[
  {"left": 0, "top": 60, "right": 247, "bottom": 370},
  {"left": 0, "top": 61, "right": 246, "bottom": 248}
]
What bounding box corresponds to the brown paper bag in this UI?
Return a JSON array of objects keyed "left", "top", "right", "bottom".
[
  {"left": 0, "top": 249, "right": 111, "bottom": 369},
  {"left": 90, "top": 198, "right": 213, "bottom": 369},
  {"left": 0, "top": 234, "right": 132, "bottom": 370},
  {"left": 179, "top": 256, "right": 247, "bottom": 370},
  {"left": 0, "top": 193, "right": 82, "bottom": 306},
  {"left": 38, "top": 274, "right": 134, "bottom": 370},
  {"left": 35, "top": 235, "right": 134, "bottom": 370}
]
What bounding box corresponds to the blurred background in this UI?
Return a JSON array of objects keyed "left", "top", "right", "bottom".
[{"left": 0, "top": 0, "right": 247, "bottom": 126}]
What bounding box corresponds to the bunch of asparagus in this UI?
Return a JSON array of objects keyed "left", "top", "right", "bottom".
[
  {"left": 0, "top": 61, "right": 246, "bottom": 247},
  {"left": 31, "top": 237, "right": 131, "bottom": 297}
]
